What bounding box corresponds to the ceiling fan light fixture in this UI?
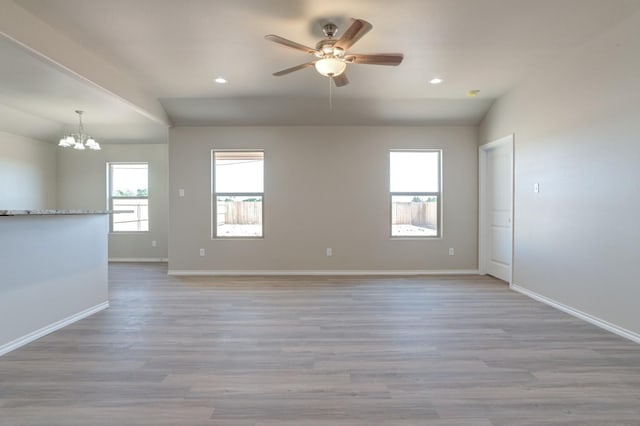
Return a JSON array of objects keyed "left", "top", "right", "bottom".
[{"left": 315, "top": 58, "right": 346, "bottom": 77}]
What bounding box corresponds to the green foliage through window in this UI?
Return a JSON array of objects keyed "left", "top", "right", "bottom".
[{"left": 114, "top": 188, "right": 148, "bottom": 197}]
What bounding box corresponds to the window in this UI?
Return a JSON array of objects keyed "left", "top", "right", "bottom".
[
  {"left": 212, "top": 150, "right": 264, "bottom": 238},
  {"left": 390, "top": 150, "right": 441, "bottom": 237},
  {"left": 108, "top": 163, "right": 149, "bottom": 232}
]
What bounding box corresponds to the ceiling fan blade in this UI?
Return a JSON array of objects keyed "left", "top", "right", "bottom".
[
  {"left": 334, "top": 18, "right": 373, "bottom": 50},
  {"left": 264, "top": 34, "right": 319, "bottom": 54},
  {"left": 272, "top": 61, "right": 315, "bottom": 76},
  {"left": 344, "top": 53, "right": 404, "bottom": 66},
  {"left": 333, "top": 73, "right": 349, "bottom": 87}
]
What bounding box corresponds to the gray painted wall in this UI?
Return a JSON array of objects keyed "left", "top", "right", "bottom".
[
  {"left": 0, "top": 131, "right": 56, "bottom": 209},
  {"left": 480, "top": 10, "right": 640, "bottom": 334},
  {"left": 56, "top": 144, "right": 169, "bottom": 260},
  {"left": 168, "top": 126, "right": 478, "bottom": 272}
]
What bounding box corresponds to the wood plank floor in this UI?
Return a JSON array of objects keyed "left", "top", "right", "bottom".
[{"left": 1, "top": 263, "right": 640, "bottom": 425}]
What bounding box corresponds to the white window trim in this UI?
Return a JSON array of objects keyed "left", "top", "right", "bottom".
[
  {"left": 389, "top": 149, "right": 442, "bottom": 239},
  {"left": 108, "top": 162, "right": 149, "bottom": 233},
  {"left": 211, "top": 149, "right": 265, "bottom": 239}
]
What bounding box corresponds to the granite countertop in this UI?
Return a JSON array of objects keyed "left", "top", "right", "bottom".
[{"left": 0, "top": 210, "right": 127, "bottom": 216}]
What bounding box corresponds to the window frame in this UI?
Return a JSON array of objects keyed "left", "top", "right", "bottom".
[
  {"left": 107, "top": 162, "right": 150, "bottom": 233},
  {"left": 211, "top": 149, "right": 265, "bottom": 239},
  {"left": 389, "top": 149, "right": 442, "bottom": 239}
]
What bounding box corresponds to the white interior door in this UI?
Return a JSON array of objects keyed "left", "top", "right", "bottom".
[{"left": 479, "top": 135, "right": 513, "bottom": 283}]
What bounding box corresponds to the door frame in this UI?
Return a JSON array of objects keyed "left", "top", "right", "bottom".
[{"left": 478, "top": 134, "right": 514, "bottom": 284}]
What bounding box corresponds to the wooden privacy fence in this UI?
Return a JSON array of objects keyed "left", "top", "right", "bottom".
[
  {"left": 217, "top": 201, "right": 262, "bottom": 225},
  {"left": 392, "top": 201, "right": 437, "bottom": 229},
  {"left": 217, "top": 200, "right": 433, "bottom": 228}
]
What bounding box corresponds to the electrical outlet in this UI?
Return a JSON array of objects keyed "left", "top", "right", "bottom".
[
  {"left": 534, "top": 182, "right": 540, "bottom": 193},
  {"left": 179, "top": 188, "right": 185, "bottom": 197},
  {"left": 448, "top": 248, "right": 455, "bottom": 256},
  {"left": 199, "top": 248, "right": 205, "bottom": 257},
  {"left": 151, "top": 240, "right": 157, "bottom": 247},
  {"left": 326, "top": 248, "right": 332, "bottom": 257}
]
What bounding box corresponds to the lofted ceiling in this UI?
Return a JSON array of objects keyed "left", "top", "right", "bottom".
[{"left": 1, "top": 0, "right": 639, "bottom": 144}]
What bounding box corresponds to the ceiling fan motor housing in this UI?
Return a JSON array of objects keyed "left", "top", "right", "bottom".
[
  {"left": 322, "top": 23, "right": 338, "bottom": 38},
  {"left": 315, "top": 39, "right": 344, "bottom": 58}
]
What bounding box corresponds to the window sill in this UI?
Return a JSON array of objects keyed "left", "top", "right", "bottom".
[{"left": 109, "top": 231, "right": 150, "bottom": 235}]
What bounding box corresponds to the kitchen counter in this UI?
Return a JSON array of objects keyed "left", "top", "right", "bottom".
[
  {"left": 0, "top": 209, "right": 119, "bottom": 216},
  {"left": 0, "top": 212, "right": 111, "bottom": 355}
]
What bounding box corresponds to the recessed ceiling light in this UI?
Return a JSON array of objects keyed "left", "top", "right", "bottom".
[
  {"left": 214, "top": 77, "right": 227, "bottom": 84},
  {"left": 430, "top": 77, "right": 443, "bottom": 85}
]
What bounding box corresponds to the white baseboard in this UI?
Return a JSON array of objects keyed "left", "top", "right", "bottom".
[
  {"left": 109, "top": 258, "right": 168, "bottom": 263},
  {"left": 0, "top": 301, "right": 109, "bottom": 357},
  {"left": 511, "top": 284, "right": 640, "bottom": 344},
  {"left": 168, "top": 269, "right": 480, "bottom": 276}
]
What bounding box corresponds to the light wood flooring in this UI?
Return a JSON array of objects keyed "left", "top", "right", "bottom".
[{"left": 1, "top": 263, "right": 640, "bottom": 425}]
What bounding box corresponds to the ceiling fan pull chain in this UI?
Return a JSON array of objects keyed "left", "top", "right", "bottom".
[{"left": 329, "top": 75, "right": 333, "bottom": 111}]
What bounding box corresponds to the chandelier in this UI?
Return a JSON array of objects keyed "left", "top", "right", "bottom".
[{"left": 58, "top": 110, "right": 101, "bottom": 150}]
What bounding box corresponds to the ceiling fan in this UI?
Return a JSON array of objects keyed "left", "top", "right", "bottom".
[{"left": 265, "top": 18, "right": 404, "bottom": 87}]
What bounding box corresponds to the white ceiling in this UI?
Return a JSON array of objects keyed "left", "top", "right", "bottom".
[{"left": 1, "top": 0, "right": 639, "bottom": 144}]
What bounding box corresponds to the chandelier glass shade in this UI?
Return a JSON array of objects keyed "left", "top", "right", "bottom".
[
  {"left": 314, "top": 57, "right": 347, "bottom": 77},
  {"left": 58, "top": 110, "right": 101, "bottom": 151}
]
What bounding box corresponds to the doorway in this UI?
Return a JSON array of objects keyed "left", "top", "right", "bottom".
[{"left": 479, "top": 134, "right": 514, "bottom": 283}]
